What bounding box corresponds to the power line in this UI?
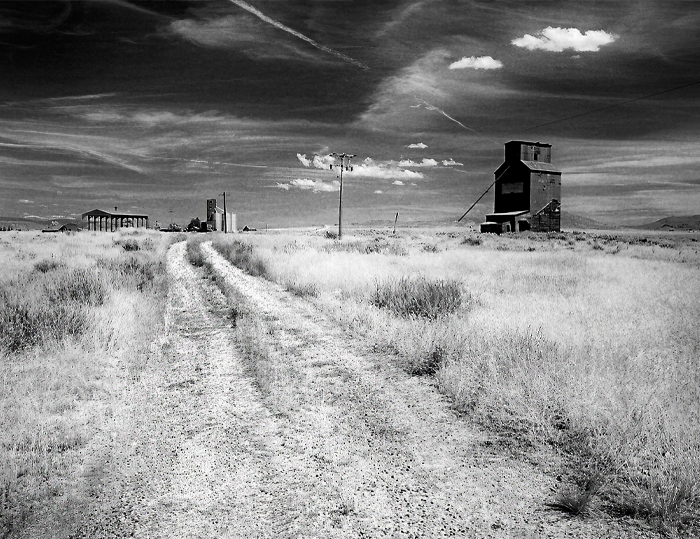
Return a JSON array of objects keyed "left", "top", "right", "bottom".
[{"left": 522, "top": 79, "right": 700, "bottom": 132}]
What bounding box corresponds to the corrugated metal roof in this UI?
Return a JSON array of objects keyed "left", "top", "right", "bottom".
[
  {"left": 81, "top": 209, "right": 149, "bottom": 218},
  {"left": 486, "top": 210, "right": 529, "bottom": 218},
  {"left": 521, "top": 160, "right": 561, "bottom": 173}
]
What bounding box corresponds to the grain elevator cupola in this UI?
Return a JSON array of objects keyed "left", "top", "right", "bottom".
[{"left": 480, "top": 141, "right": 562, "bottom": 233}]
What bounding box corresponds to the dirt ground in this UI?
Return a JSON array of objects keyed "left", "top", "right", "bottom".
[{"left": 19, "top": 241, "right": 660, "bottom": 538}]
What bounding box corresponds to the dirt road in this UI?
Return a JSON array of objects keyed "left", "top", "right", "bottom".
[{"left": 26, "top": 241, "right": 656, "bottom": 538}]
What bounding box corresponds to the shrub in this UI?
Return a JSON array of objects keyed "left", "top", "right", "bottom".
[
  {"left": 213, "top": 240, "right": 269, "bottom": 278},
  {"left": 0, "top": 282, "right": 90, "bottom": 353},
  {"left": 370, "top": 276, "right": 462, "bottom": 320},
  {"left": 99, "top": 255, "right": 161, "bottom": 292},
  {"left": 44, "top": 268, "right": 106, "bottom": 306},
  {"left": 33, "top": 259, "right": 64, "bottom": 273},
  {"left": 118, "top": 239, "right": 140, "bottom": 251},
  {"left": 186, "top": 241, "right": 206, "bottom": 267},
  {"left": 322, "top": 239, "right": 407, "bottom": 256}
]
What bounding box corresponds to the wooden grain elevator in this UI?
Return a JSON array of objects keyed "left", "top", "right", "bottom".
[{"left": 480, "top": 141, "right": 561, "bottom": 233}]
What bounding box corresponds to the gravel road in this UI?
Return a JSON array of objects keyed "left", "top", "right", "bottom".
[{"left": 23, "top": 241, "right": 658, "bottom": 538}]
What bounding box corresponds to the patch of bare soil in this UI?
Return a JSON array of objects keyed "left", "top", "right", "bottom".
[{"left": 19, "top": 241, "right": 659, "bottom": 538}]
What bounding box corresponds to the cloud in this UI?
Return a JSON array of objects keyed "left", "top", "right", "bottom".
[
  {"left": 407, "top": 142, "right": 427, "bottom": 149},
  {"left": 277, "top": 178, "right": 340, "bottom": 192},
  {"left": 297, "top": 154, "right": 423, "bottom": 179},
  {"left": 392, "top": 180, "right": 404, "bottom": 186},
  {"left": 297, "top": 153, "right": 334, "bottom": 169},
  {"left": 296, "top": 153, "right": 311, "bottom": 167},
  {"left": 398, "top": 158, "right": 438, "bottom": 167},
  {"left": 442, "top": 158, "right": 463, "bottom": 166},
  {"left": 226, "top": 0, "right": 368, "bottom": 69},
  {"left": 169, "top": 15, "right": 331, "bottom": 63},
  {"left": 512, "top": 27, "right": 617, "bottom": 52},
  {"left": 374, "top": 190, "right": 383, "bottom": 194},
  {"left": 449, "top": 56, "right": 503, "bottom": 70},
  {"left": 18, "top": 199, "right": 33, "bottom": 204},
  {"left": 352, "top": 158, "right": 424, "bottom": 179}
]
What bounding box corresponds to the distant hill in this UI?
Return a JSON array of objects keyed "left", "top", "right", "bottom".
[
  {"left": 636, "top": 215, "right": 700, "bottom": 231},
  {"left": 560, "top": 212, "right": 609, "bottom": 230},
  {"left": 0, "top": 216, "right": 81, "bottom": 231}
]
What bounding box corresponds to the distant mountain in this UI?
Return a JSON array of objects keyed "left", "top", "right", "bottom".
[{"left": 636, "top": 215, "right": 700, "bottom": 231}]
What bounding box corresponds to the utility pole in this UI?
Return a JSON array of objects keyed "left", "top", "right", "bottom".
[
  {"left": 221, "top": 191, "right": 227, "bottom": 233},
  {"left": 329, "top": 152, "right": 355, "bottom": 239}
]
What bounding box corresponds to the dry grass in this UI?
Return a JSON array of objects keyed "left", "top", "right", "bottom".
[
  {"left": 211, "top": 228, "right": 700, "bottom": 533},
  {"left": 0, "top": 229, "right": 173, "bottom": 538}
]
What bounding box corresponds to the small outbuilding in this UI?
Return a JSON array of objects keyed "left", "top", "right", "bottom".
[
  {"left": 42, "top": 222, "right": 81, "bottom": 233},
  {"left": 481, "top": 141, "right": 561, "bottom": 233}
]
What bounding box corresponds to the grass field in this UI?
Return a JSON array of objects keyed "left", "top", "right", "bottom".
[
  {"left": 2, "top": 226, "right": 697, "bottom": 536},
  {"left": 0, "top": 229, "right": 176, "bottom": 537},
  {"left": 205, "top": 227, "right": 700, "bottom": 533}
]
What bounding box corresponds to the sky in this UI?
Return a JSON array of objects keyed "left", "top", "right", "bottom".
[{"left": 1, "top": 0, "right": 699, "bottom": 228}]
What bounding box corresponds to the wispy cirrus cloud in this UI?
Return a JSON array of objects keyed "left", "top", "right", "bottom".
[
  {"left": 512, "top": 27, "right": 617, "bottom": 52},
  {"left": 449, "top": 56, "right": 503, "bottom": 70},
  {"left": 227, "top": 0, "right": 369, "bottom": 68}
]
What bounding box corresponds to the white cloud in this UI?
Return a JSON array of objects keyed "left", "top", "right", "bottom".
[
  {"left": 297, "top": 154, "right": 423, "bottom": 179},
  {"left": 512, "top": 27, "right": 617, "bottom": 52},
  {"left": 449, "top": 56, "right": 503, "bottom": 70},
  {"left": 398, "top": 158, "right": 438, "bottom": 167},
  {"left": 278, "top": 178, "right": 340, "bottom": 192},
  {"left": 352, "top": 158, "right": 424, "bottom": 179},
  {"left": 18, "top": 199, "right": 33, "bottom": 204},
  {"left": 374, "top": 190, "right": 383, "bottom": 194},
  {"left": 407, "top": 142, "right": 427, "bottom": 149},
  {"left": 393, "top": 180, "right": 405, "bottom": 186},
  {"left": 297, "top": 153, "right": 334, "bottom": 170},
  {"left": 442, "top": 158, "right": 463, "bottom": 166}
]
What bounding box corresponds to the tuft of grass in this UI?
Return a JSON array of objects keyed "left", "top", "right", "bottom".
[
  {"left": 547, "top": 473, "right": 603, "bottom": 516},
  {"left": 370, "top": 276, "right": 462, "bottom": 320},
  {"left": 461, "top": 236, "right": 482, "bottom": 246},
  {"left": 286, "top": 280, "right": 320, "bottom": 298}
]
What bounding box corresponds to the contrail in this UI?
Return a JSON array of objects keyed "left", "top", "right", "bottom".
[
  {"left": 416, "top": 98, "right": 479, "bottom": 134},
  {"left": 416, "top": 98, "right": 501, "bottom": 146},
  {"left": 228, "top": 0, "right": 369, "bottom": 70}
]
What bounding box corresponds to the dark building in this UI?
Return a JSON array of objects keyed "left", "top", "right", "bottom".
[{"left": 481, "top": 141, "right": 561, "bottom": 233}]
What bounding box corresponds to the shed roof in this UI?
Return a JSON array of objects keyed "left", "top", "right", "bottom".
[
  {"left": 81, "top": 209, "right": 149, "bottom": 219},
  {"left": 495, "top": 160, "right": 561, "bottom": 175},
  {"left": 506, "top": 140, "right": 552, "bottom": 148}
]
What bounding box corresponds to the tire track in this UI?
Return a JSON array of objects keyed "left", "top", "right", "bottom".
[{"left": 201, "top": 241, "right": 655, "bottom": 538}]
